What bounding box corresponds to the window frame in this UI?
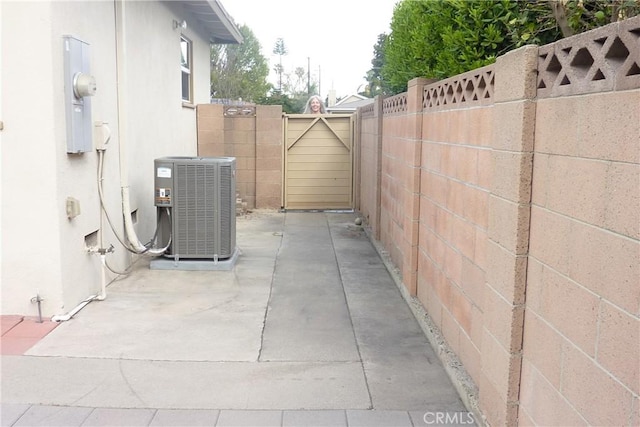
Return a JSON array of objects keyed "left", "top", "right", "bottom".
[{"left": 180, "top": 35, "right": 193, "bottom": 105}]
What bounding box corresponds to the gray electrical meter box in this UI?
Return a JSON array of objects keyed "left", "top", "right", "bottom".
[{"left": 63, "top": 36, "right": 96, "bottom": 153}]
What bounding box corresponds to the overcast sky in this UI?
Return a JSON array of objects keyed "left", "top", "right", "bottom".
[{"left": 220, "top": 0, "right": 399, "bottom": 99}]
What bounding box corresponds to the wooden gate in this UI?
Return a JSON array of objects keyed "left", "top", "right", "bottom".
[{"left": 283, "top": 114, "right": 354, "bottom": 210}]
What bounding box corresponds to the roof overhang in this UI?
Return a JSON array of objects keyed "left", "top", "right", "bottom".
[{"left": 179, "top": 0, "right": 243, "bottom": 44}]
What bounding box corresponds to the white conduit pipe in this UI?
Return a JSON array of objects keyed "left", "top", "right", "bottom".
[
  {"left": 114, "top": 0, "right": 166, "bottom": 256},
  {"left": 97, "top": 170, "right": 107, "bottom": 301},
  {"left": 51, "top": 295, "right": 99, "bottom": 322},
  {"left": 97, "top": 254, "right": 107, "bottom": 301},
  {"left": 53, "top": 204, "right": 107, "bottom": 322}
]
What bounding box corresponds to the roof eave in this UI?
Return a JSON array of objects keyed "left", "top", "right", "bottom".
[
  {"left": 180, "top": 0, "right": 243, "bottom": 44},
  {"left": 206, "top": 0, "right": 243, "bottom": 43}
]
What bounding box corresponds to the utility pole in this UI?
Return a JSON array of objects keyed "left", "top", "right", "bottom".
[
  {"left": 307, "top": 57, "right": 311, "bottom": 96},
  {"left": 318, "top": 65, "right": 321, "bottom": 99}
]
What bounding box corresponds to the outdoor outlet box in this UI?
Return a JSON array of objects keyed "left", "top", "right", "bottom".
[
  {"left": 66, "top": 197, "right": 81, "bottom": 219},
  {"left": 63, "top": 35, "right": 96, "bottom": 153}
]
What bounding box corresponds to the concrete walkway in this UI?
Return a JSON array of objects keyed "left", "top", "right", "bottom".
[{"left": 1, "top": 211, "right": 474, "bottom": 426}]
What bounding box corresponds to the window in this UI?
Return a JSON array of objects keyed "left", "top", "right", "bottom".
[{"left": 180, "top": 36, "right": 192, "bottom": 103}]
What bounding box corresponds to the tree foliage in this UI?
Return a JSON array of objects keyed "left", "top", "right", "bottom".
[
  {"left": 552, "top": 0, "right": 640, "bottom": 36},
  {"left": 375, "top": 0, "right": 640, "bottom": 95},
  {"left": 211, "top": 24, "right": 271, "bottom": 102},
  {"left": 264, "top": 55, "right": 319, "bottom": 113},
  {"left": 256, "top": 92, "right": 302, "bottom": 113},
  {"left": 272, "top": 38, "right": 288, "bottom": 92},
  {"left": 364, "top": 33, "right": 390, "bottom": 97}
]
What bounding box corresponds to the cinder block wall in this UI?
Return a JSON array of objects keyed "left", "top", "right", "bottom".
[
  {"left": 419, "top": 65, "right": 495, "bottom": 407},
  {"left": 355, "top": 16, "right": 639, "bottom": 427},
  {"left": 358, "top": 97, "right": 383, "bottom": 239},
  {"left": 255, "top": 106, "right": 284, "bottom": 208},
  {"left": 194, "top": 18, "right": 639, "bottom": 425},
  {"left": 197, "top": 104, "right": 283, "bottom": 209},
  {"left": 480, "top": 46, "right": 537, "bottom": 426},
  {"left": 379, "top": 94, "right": 409, "bottom": 284},
  {"left": 519, "top": 18, "right": 640, "bottom": 426},
  {"left": 378, "top": 79, "right": 427, "bottom": 296}
]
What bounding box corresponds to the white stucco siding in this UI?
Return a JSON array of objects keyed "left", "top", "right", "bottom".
[
  {"left": 1, "top": 0, "right": 218, "bottom": 317},
  {"left": 1, "top": 1, "right": 66, "bottom": 315},
  {"left": 0, "top": 0, "right": 3, "bottom": 311},
  {"left": 51, "top": 1, "right": 122, "bottom": 313},
  {"left": 121, "top": 1, "right": 210, "bottom": 244}
]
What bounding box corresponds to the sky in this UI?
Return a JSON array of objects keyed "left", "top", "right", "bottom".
[{"left": 220, "top": 0, "right": 399, "bottom": 99}]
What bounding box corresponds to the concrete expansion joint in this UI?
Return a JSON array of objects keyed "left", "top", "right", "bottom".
[{"left": 325, "top": 214, "right": 376, "bottom": 411}]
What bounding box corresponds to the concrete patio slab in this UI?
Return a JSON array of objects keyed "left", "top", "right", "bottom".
[{"left": 1, "top": 211, "right": 475, "bottom": 426}]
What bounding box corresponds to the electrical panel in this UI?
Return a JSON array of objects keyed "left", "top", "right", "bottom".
[{"left": 63, "top": 35, "right": 96, "bottom": 153}]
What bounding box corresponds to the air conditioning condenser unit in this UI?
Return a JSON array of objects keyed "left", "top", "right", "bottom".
[{"left": 151, "top": 156, "right": 237, "bottom": 269}]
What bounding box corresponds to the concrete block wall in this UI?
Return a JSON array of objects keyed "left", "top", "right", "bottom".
[
  {"left": 358, "top": 97, "right": 383, "bottom": 239},
  {"left": 192, "top": 18, "right": 639, "bottom": 425},
  {"left": 379, "top": 94, "right": 405, "bottom": 284},
  {"left": 354, "top": 16, "right": 639, "bottom": 426},
  {"left": 379, "top": 81, "right": 424, "bottom": 295},
  {"left": 255, "top": 106, "right": 284, "bottom": 208},
  {"left": 418, "top": 66, "right": 495, "bottom": 398},
  {"left": 519, "top": 17, "right": 640, "bottom": 426},
  {"left": 197, "top": 104, "right": 283, "bottom": 209},
  {"left": 480, "top": 46, "right": 538, "bottom": 427}
]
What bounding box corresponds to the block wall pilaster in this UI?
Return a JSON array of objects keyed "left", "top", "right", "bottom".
[
  {"left": 255, "top": 105, "right": 283, "bottom": 209},
  {"left": 480, "top": 45, "right": 538, "bottom": 426}
]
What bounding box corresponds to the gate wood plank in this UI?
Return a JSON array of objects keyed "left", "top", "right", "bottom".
[{"left": 284, "top": 114, "right": 354, "bottom": 210}]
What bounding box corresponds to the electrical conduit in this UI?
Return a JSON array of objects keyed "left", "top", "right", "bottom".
[{"left": 115, "top": 0, "right": 166, "bottom": 255}]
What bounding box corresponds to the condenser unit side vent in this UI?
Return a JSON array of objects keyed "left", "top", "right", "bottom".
[{"left": 219, "top": 163, "right": 235, "bottom": 255}]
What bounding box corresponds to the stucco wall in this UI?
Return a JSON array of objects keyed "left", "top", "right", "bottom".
[
  {"left": 1, "top": 1, "right": 214, "bottom": 317},
  {"left": 355, "top": 16, "right": 639, "bottom": 426}
]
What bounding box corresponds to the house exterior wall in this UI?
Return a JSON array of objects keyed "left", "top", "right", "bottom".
[
  {"left": 353, "top": 16, "right": 639, "bottom": 426},
  {"left": 1, "top": 0, "right": 216, "bottom": 317}
]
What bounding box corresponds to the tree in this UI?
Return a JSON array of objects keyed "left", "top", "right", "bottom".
[
  {"left": 289, "top": 67, "right": 308, "bottom": 94},
  {"left": 381, "top": 0, "right": 560, "bottom": 94},
  {"left": 550, "top": 0, "right": 640, "bottom": 37},
  {"left": 273, "top": 38, "right": 288, "bottom": 92},
  {"left": 257, "top": 92, "right": 300, "bottom": 113},
  {"left": 378, "top": 0, "right": 639, "bottom": 95},
  {"left": 210, "top": 24, "right": 271, "bottom": 102},
  {"left": 363, "top": 33, "right": 390, "bottom": 97}
]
